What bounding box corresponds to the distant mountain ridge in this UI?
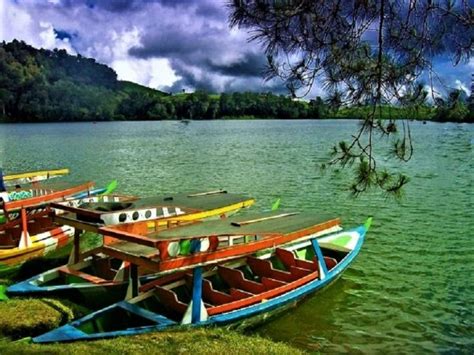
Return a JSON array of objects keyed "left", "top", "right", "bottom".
[
  {"left": 1, "top": 40, "right": 470, "bottom": 122},
  {"left": 0, "top": 40, "right": 330, "bottom": 122},
  {"left": 0, "top": 40, "right": 167, "bottom": 122}
]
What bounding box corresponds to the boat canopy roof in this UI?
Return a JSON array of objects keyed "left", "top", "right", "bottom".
[
  {"left": 149, "top": 211, "right": 339, "bottom": 239},
  {"left": 80, "top": 190, "right": 254, "bottom": 213}
]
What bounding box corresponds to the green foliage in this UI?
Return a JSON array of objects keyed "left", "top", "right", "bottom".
[
  {"left": 432, "top": 89, "right": 471, "bottom": 122},
  {"left": 0, "top": 41, "right": 323, "bottom": 121},
  {"left": 0, "top": 40, "right": 468, "bottom": 125}
]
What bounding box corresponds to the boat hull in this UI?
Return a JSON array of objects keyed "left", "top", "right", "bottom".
[
  {"left": 0, "top": 225, "right": 74, "bottom": 268},
  {"left": 33, "top": 224, "right": 367, "bottom": 343}
]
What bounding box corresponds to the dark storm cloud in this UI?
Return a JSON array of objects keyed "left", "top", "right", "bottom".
[
  {"left": 129, "top": 27, "right": 217, "bottom": 59},
  {"left": 126, "top": 0, "right": 274, "bottom": 93},
  {"left": 59, "top": 0, "right": 142, "bottom": 12},
  {"left": 205, "top": 52, "right": 267, "bottom": 78},
  {"left": 5, "top": 0, "right": 470, "bottom": 96}
]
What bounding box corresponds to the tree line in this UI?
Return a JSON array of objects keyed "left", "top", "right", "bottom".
[{"left": 0, "top": 40, "right": 471, "bottom": 123}]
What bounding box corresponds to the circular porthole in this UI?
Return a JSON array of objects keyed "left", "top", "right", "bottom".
[
  {"left": 145, "top": 210, "right": 152, "bottom": 219},
  {"left": 132, "top": 211, "right": 139, "bottom": 220},
  {"left": 118, "top": 213, "right": 127, "bottom": 223}
]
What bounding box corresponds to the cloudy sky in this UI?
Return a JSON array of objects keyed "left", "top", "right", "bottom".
[{"left": 1, "top": 0, "right": 471, "bottom": 97}]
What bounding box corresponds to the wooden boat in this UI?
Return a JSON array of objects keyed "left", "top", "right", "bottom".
[
  {"left": 2, "top": 168, "right": 69, "bottom": 186},
  {"left": 7, "top": 191, "right": 256, "bottom": 303},
  {"left": 8, "top": 212, "right": 340, "bottom": 305},
  {"left": 0, "top": 182, "right": 104, "bottom": 270},
  {"left": 52, "top": 189, "right": 253, "bottom": 227},
  {"left": 32, "top": 217, "right": 370, "bottom": 343}
]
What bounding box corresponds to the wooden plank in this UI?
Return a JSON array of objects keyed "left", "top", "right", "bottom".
[
  {"left": 99, "top": 246, "right": 162, "bottom": 272},
  {"left": 52, "top": 214, "right": 102, "bottom": 233},
  {"left": 230, "top": 212, "right": 299, "bottom": 227},
  {"left": 50, "top": 202, "right": 101, "bottom": 218},
  {"left": 100, "top": 227, "right": 161, "bottom": 248}
]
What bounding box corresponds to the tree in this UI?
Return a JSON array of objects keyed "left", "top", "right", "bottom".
[
  {"left": 229, "top": 0, "right": 471, "bottom": 196},
  {"left": 433, "top": 89, "right": 469, "bottom": 122}
]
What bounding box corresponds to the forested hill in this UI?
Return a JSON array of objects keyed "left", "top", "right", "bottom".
[
  {"left": 1, "top": 41, "right": 471, "bottom": 122},
  {"left": 0, "top": 40, "right": 326, "bottom": 122}
]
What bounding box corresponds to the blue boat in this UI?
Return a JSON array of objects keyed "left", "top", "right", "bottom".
[{"left": 33, "top": 218, "right": 370, "bottom": 343}]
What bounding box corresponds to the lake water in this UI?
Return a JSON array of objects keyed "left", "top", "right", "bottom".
[{"left": 0, "top": 120, "right": 472, "bottom": 353}]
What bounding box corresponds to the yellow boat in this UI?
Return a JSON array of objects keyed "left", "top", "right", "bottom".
[
  {"left": 1, "top": 189, "right": 255, "bottom": 271},
  {"left": 0, "top": 182, "right": 97, "bottom": 271},
  {"left": 3, "top": 168, "right": 69, "bottom": 185}
]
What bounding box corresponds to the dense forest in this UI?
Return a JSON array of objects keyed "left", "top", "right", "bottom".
[{"left": 0, "top": 40, "right": 472, "bottom": 123}]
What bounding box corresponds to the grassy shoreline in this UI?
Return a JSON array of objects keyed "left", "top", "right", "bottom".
[{"left": 0, "top": 297, "right": 305, "bottom": 354}]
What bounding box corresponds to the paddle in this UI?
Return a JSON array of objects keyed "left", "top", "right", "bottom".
[
  {"left": 0, "top": 285, "right": 9, "bottom": 301},
  {"left": 271, "top": 198, "right": 281, "bottom": 211},
  {"left": 100, "top": 180, "right": 118, "bottom": 196}
]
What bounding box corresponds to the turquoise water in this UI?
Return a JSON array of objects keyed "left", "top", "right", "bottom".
[{"left": 1, "top": 120, "right": 473, "bottom": 353}]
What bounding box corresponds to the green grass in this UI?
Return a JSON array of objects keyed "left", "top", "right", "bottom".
[
  {"left": 0, "top": 328, "right": 304, "bottom": 354},
  {"left": 0, "top": 298, "right": 73, "bottom": 339},
  {"left": 118, "top": 81, "right": 168, "bottom": 98},
  {"left": 0, "top": 291, "right": 304, "bottom": 353}
]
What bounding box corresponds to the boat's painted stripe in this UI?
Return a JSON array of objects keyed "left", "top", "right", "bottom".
[
  {"left": 5, "top": 182, "right": 95, "bottom": 210},
  {"left": 0, "top": 227, "right": 74, "bottom": 265},
  {"left": 153, "top": 199, "right": 255, "bottom": 227}
]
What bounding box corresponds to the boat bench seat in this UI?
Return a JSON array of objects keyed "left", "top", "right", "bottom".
[
  {"left": 261, "top": 276, "right": 287, "bottom": 289},
  {"left": 247, "top": 257, "right": 299, "bottom": 282},
  {"left": 154, "top": 286, "right": 188, "bottom": 314},
  {"left": 217, "top": 266, "right": 265, "bottom": 294},
  {"left": 229, "top": 288, "right": 253, "bottom": 299},
  {"left": 276, "top": 248, "right": 317, "bottom": 271},
  {"left": 57, "top": 266, "right": 107, "bottom": 284},
  {"left": 202, "top": 279, "right": 253, "bottom": 306},
  {"left": 289, "top": 265, "right": 314, "bottom": 278}
]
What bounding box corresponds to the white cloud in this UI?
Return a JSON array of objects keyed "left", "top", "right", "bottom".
[
  {"left": 424, "top": 85, "right": 442, "bottom": 102},
  {"left": 1, "top": 1, "right": 75, "bottom": 53},
  {"left": 454, "top": 79, "right": 470, "bottom": 96},
  {"left": 38, "top": 21, "right": 76, "bottom": 53},
  {"left": 111, "top": 57, "right": 179, "bottom": 89}
]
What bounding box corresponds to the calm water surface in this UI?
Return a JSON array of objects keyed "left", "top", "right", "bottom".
[{"left": 0, "top": 120, "right": 472, "bottom": 353}]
